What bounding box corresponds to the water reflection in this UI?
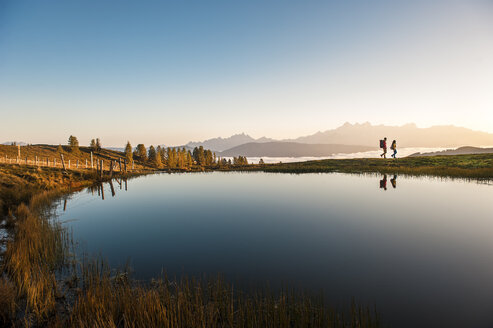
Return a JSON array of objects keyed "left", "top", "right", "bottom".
[
  {"left": 57, "top": 172, "right": 493, "bottom": 328},
  {"left": 390, "top": 175, "right": 397, "bottom": 189},
  {"left": 85, "top": 178, "right": 129, "bottom": 202},
  {"left": 379, "top": 174, "right": 398, "bottom": 190},
  {"left": 379, "top": 174, "right": 387, "bottom": 190}
]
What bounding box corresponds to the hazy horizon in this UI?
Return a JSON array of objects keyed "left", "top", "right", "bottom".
[
  {"left": 3, "top": 121, "right": 493, "bottom": 149},
  {"left": 1, "top": 0, "right": 493, "bottom": 146}
]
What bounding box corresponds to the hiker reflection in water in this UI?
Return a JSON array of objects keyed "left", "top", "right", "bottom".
[
  {"left": 379, "top": 174, "right": 388, "bottom": 190},
  {"left": 390, "top": 175, "right": 397, "bottom": 188}
]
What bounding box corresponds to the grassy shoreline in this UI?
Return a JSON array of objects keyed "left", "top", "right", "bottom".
[{"left": 231, "top": 153, "right": 493, "bottom": 180}]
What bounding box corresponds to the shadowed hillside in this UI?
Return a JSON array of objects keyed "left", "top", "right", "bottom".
[{"left": 220, "top": 142, "right": 374, "bottom": 157}]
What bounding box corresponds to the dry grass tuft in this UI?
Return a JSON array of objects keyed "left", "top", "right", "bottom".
[
  {"left": 3, "top": 195, "right": 70, "bottom": 322},
  {"left": 0, "top": 276, "right": 16, "bottom": 326}
]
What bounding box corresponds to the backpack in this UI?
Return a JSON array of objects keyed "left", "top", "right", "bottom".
[{"left": 379, "top": 140, "right": 384, "bottom": 148}]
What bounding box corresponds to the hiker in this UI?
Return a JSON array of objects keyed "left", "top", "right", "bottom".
[
  {"left": 380, "top": 137, "right": 387, "bottom": 158},
  {"left": 390, "top": 140, "right": 397, "bottom": 159},
  {"left": 390, "top": 175, "right": 397, "bottom": 188},
  {"left": 379, "top": 174, "right": 387, "bottom": 190}
]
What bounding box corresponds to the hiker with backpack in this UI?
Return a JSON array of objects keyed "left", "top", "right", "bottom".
[
  {"left": 379, "top": 137, "right": 387, "bottom": 158},
  {"left": 390, "top": 140, "right": 397, "bottom": 158}
]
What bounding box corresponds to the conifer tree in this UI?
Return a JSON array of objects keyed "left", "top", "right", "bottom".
[
  {"left": 68, "top": 135, "right": 79, "bottom": 153},
  {"left": 57, "top": 144, "right": 64, "bottom": 153},
  {"left": 187, "top": 150, "right": 193, "bottom": 168},
  {"left": 96, "top": 138, "right": 102, "bottom": 152},
  {"left": 148, "top": 145, "right": 161, "bottom": 167},
  {"left": 171, "top": 148, "right": 177, "bottom": 168},
  {"left": 155, "top": 151, "right": 162, "bottom": 167},
  {"left": 148, "top": 145, "right": 157, "bottom": 163},
  {"left": 90, "top": 139, "right": 97, "bottom": 151},
  {"left": 135, "top": 144, "right": 147, "bottom": 161},
  {"left": 160, "top": 147, "right": 167, "bottom": 167},
  {"left": 205, "top": 149, "right": 213, "bottom": 166},
  {"left": 125, "top": 141, "right": 133, "bottom": 164}
]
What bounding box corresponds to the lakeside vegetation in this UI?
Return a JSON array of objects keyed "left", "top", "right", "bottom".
[
  {"left": 0, "top": 141, "right": 245, "bottom": 172},
  {"left": 236, "top": 153, "right": 493, "bottom": 180}
]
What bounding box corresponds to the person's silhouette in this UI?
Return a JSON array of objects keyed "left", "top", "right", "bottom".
[
  {"left": 390, "top": 175, "right": 397, "bottom": 188},
  {"left": 380, "top": 137, "right": 387, "bottom": 158},
  {"left": 379, "top": 174, "right": 388, "bottom": 190}
]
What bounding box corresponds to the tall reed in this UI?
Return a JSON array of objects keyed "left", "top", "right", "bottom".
[
  {"left": 69, "top": 262, "right": 380, "bottom": 328},
  {"left": 2, "top": 191, "right": 71, "bottom": 323}
]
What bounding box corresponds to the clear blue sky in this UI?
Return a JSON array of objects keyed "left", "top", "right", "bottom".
[{"left": 1, "top": 0, "right": 492, "bottom": 146}]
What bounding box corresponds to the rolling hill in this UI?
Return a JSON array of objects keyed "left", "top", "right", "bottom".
[{"left": 409, "top": 146, "right": 493, "bottom": 157}]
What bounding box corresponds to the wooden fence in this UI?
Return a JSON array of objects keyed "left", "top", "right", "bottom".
[{"left": 0, "top": 154, "right": 134, "bottom": 172}]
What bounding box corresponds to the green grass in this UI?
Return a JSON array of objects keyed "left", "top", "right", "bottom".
[{"left": 231, "top": 154, "right": 493, "bottom": 179}]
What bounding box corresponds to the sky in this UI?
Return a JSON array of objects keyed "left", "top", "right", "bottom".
[{"left": 1, "top": 0, "right": 493, "bottom": 146}]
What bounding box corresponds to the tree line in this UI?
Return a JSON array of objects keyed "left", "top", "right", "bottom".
[{"left": 63, "top": 136, "right": 251, "bottom": 169}]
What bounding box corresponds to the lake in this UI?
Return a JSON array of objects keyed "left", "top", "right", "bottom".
[{"left": 56, "top": 172, "right": 493, "bottom": 328}]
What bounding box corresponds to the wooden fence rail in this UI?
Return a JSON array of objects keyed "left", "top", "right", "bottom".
[{"left": 0, "top": 155, "right": 129, "bottom": 173}]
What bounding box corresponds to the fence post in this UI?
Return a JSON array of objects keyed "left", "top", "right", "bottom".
[
  {"left": 46, "top": 158, "right": 49, "bottom": 166},
  {"left": 35, "top": 156, "right": 38, "bottom": 166},
  {"left": 54, "top": 158, "right": 57, "bottom": 167},
  {"left": 119, "top": 158, "right": 122, "bottom": 172},
  {"left": 25, "top": 157, "right": 28, "bottom": 165},
  {"left": 124, "top": 159, "right": 127, "bottom": 172},
  {"left": 60, "top": 154, "right": 66, "bottom": 171},
  {"left": 109, "top": 160, "right": 114, "bottom": 178},
  {"left": 85, "top": 159, "right": 88, "bottom": 168},
  {"left": 91, "top": 152, "right": 93, "bottom": 169},
  {"left": 100, "top": 160, "right": 104, "bottom": 179},
  {"left": 109, "top": 180, "right": 115, "bottom": 197}
]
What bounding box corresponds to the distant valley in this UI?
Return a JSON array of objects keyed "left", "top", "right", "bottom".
[{"left": 219, "top": 142, "right": 373, "bottom": 157}]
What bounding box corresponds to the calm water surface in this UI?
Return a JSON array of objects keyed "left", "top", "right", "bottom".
[{"left": 57, "top": 172, "right": 493, "bottom": 328}]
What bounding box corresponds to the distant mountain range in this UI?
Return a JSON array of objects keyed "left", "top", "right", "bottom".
[
  {"left": 409, "top": 146, "right": 493, "bottom": 157},
  {"left": 286, "top": 122, "right": 493, "bottom": 147},
  {"left": 186, "top": 133, "right": 274, "bottom": 152},
  {"left": 183, "top": 123, "right": 493, "bottom": 156}
]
